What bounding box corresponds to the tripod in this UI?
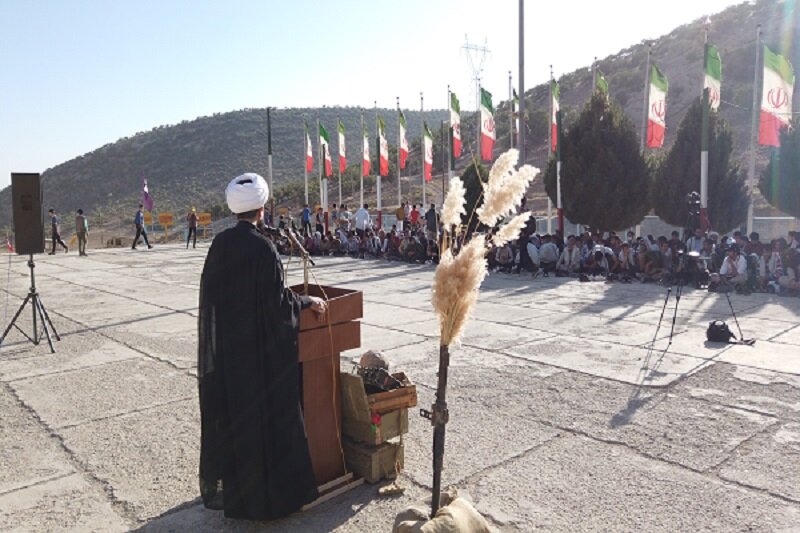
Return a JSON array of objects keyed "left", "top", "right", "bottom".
[{"left": 1, "top": 254, "right": 60, "bottom": 353}]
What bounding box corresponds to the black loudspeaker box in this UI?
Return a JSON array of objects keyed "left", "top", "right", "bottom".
[{"left": 11, "top": 173, "right": 44, "bottom": 255}]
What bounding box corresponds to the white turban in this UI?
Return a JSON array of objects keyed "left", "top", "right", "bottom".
[{"left": 225, "top": 173, "right": 269, "bottom": 214}]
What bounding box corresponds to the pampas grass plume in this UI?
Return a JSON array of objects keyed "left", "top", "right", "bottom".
[
  {"left": 441, "top": 177, "right": 467, "bottom": 229},
  {"left": 431, "top": 238, "right": 488, "bottom": 346},
  {"left": 493, "top": 212, "right": 531, "bottom": 246}
]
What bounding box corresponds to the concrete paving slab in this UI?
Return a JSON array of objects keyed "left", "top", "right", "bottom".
[
  {"left": 0, "top": 388, "right": 74, "bottom": 495},
  {"left": 466, "top": 434, "right": 800, "bottom": 533},
  {"left": 0, "top": 473, "right": 129, "bottom": 532},
  {"left": 403, "top": 384, "right": 560, "bottom": 489},
  {"left": 719, "top": 340, "right": 800, "bottom": 375},
  {"left": 718, "top": 422, "right": 800, "bottom": 502},
  {"left": 11, "top": 358, "right": 195, "bottom": 429},
  {"left": 673, "top": 362, "right": 800, "bottom": 423},
  {"left": 504, "top": 336, "right": 711, "bottom": 386},
  {"left": 60, "top": 400, "right": 199, "bottom": 523},
  {"left": 0, "top": 330, "right": 142, "bottom": 382},
  {"left": 99, "top": 312, "right": 197, "bottom": 369},
  {"left": 770, "top": 324, "right": 800, "bottom": 346}
]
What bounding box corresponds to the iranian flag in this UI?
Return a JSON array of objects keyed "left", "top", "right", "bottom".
[
  {"left": 704, "top": 43, "right": 722, "bottom": 111},
  {"left": 759, "top": 45, "right": 795, "bottom": 146},
  {"left": 338, "top": 120, "right": 346, "bottom": 173},
  {"left": 647, "top": 64, "right": 668, "bottom": 148},
  {"left": 399, "top": 110, "right": 409, "bottom": 169},
  {"left": 480, "top": 87, "right": 495, "bottom": 161},
  {"left": 551, "top": 80, "right": 560, "bottom": 152},
  {"left": 362, "top": 126, "right": 371, "bottom": 176},
  {"left": 319, "top": 123, "right": 332, "bottom": 177},
  {"left": 450, "top": 92, "right": 462, "bottom": 158},
  {"left": 305, "top": 122, "right": 313, "bottom": 172},
  {"left": 378, "top": 117, "right": 389, "bottom": 177},
  {"left": 423, "top": 122, "right": 433, "bottom": 182}
]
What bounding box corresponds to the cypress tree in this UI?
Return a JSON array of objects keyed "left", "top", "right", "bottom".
[
  {"left": 653, "top": 97, "right": 748, "bottom": 233},
  {"left": 543, "top": 93, "right": 652, "bottom": 230}
]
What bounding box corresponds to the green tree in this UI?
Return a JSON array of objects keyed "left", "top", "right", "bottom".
[
  {"left": 460, "top": 159, "right": 488, "bottom": 234},
  {"left": 543, "top": 93, "right": 652, "bottom": 230},
  {"left": 653, "top": 97, "right": 748, "bottom": 233},
  {"left": 759, "top": 127, "right": 800, "bottom": 218}
]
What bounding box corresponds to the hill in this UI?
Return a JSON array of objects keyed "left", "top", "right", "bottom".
[{"left": 0, "top": 0, "right": 796, "bottom": 230}]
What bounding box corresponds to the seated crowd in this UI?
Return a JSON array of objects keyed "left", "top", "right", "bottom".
[
  {"left": 268, "top": 202, "right": 440, "bottom": 265},
  {"left": 490, "top": 227, "right": 800, "bottom": 296},
  {"left": 264, "top": 203, "right": 800, "bottom": 297}
]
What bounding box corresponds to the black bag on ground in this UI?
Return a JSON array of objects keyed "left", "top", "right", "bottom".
[{"left": 707, "top": 320, "right": 736, "bottom": 343}]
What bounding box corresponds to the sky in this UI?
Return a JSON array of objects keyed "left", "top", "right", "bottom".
[{"left": 0, "top": 0, "right": 744, "bottom": 189}]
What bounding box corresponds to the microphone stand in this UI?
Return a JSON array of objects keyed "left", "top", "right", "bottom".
[{"left": 282, "top": 228, "right": 314, "bottom": 294}]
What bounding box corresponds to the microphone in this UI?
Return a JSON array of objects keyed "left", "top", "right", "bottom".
[{"left": 281, "top": 228, "right": 316, "bottom": 266}]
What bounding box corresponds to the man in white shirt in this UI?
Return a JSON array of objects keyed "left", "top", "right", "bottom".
[
  {"left": 526, "top": 236, "right": 541, "bottom": 276},
  {"left": 715, "top": 246, "right": 747, "bottom": 291},
  {"left": 556, "top": 236, "right": 581, "bottom": 276},
  {"left": 539, "top": 234, "right": 560, "bottom": 275},
  {"left": 354, "top": 203, "right": 370, "bottom": 238},
  {"left": 685, "top": 227, "right": 705, "bottom": 254}
]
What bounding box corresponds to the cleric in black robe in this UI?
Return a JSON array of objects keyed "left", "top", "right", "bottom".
[{"left": 197, "top": 173, "right": 327, "bottom": 520}]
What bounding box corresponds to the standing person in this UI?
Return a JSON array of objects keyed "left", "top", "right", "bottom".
[
  {"left": 424, "top": 203, "right": 438, "bottom": 241},
  {"left": 355, "top": 203, "right": 370, "bottom": 238},
  {"left": 187, "top": 207, "right": 198, "bottom": 249},
  {"left": 132, "top": 204, "right": 153, "bottom": 250},
  {"left": 409, "top": 204, "right": 420, "bottom": 228},
  {"left": 75, "top": 209, "right": 88, "bottom": 256},
  {"left": 395, "top": 203, "right": 406, "bottom": 233},
  {"left": 301, "top": 204, "right": 312, "bottom": 236},
  {"left": 48, "top": 209, "right": 68, "bottom": 254},
  {"left": 198, "top": 172, "right": 327, "bottom": 520},
  {"left": 314, "top": 207, "right": 324, "bottom": 235}
]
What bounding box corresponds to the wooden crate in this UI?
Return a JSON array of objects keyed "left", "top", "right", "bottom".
[
  {"left": 343, "top": 437, "right": 404, "bottom": 484},
  {"left": 341, "top": 373, "right": 414, "bottom": 445}
]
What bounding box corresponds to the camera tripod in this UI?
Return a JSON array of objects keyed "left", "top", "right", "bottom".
[{"left": 1, "top": 254, "right": 60, "bottom": 353}]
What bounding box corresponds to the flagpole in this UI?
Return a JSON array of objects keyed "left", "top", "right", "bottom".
[
  {"left": 376, "top": 101, "right": 382, "bottom": 230},
  {"left": 304, "top": 120, "right": 309, "bottom": 205},
  {"left": 360, "top": 112, "right": 365, "bottom": 206},
  {"left": 700, "top": 32, "right": 710, "bottom": 231},
  {"left": 547, "top": 66, "right": 553, "bottom": 235},
  {"left": 338, "top": 117, "right": 343, "bottom": 207},
  {"left": 518, "top": 0, "right": 525, "bottom": 163},
  {"left": 267, "top": 107, "right": 274, "bottom": 224},
  {"left": 557, "top": 109, "right": 563, "bottom": 235},
  {"left": 447, "top": 86, "right": 453, "bottom": 184},
  {"left": 508, "top": 71, "right": 514, "bottom": 149},
  {"left": 317, "top": 118, "right": 324, "bottom": 231},
  {"left": 746, "top": 26, "right": 762, "bottom": 235},
  {"left": 421, "top": 91, "right": 426, "bottom": 208},
  {"left": 637, "top": 43, "right": 652, "bottom": 237},
  {"left": 397, "top": 97, "right": 402, "bottom": 208},
  {"left": 441, "top": 119, "right": 446, "bottom": 205}
]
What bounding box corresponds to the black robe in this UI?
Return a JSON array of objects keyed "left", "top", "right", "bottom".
[{"left": 198, "top": 220, "right": 318, "bottom": 520}]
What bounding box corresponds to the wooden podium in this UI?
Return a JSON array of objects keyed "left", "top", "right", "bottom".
[{"left": 293, "top": 284, "right": 362, "bottom": 488}]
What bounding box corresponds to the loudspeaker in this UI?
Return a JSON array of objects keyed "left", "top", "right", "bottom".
[{"left": 11, "top": 173, "right": 44, "bottom": 255}]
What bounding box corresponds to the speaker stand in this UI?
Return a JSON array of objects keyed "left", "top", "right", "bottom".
[{"left": 1, "top": 254, "right": 60, "bottom": 353}]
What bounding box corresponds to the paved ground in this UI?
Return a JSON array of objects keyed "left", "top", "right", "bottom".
[{"left": 0, "top": 243, "right": 799, "bottom": 532}]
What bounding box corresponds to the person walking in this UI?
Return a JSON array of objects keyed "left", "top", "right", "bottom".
[
  {"left": 75, "top": 209, "right": 88, "bottom": 256},
  {"left": 132, "top": 204, "right": 153, "bottom": 250},
  {"left": 301, "top": 204, "right": 312, "bottom": 236},
  {"left": 48, "top": 208, "right": 68, "bottom": 254},
  {"left": 187, "top": 207, "right": 198, "bottom": 249}
]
